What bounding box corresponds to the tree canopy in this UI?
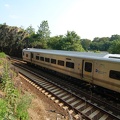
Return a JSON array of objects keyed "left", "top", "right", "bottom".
[
  {"left": 0, "top": 24, "right": 28, "bottom": 57},
  {"left": 0, "top": 21, "right": 120, "bottom": 57},
  {"left": 37, "top": 20, "right": 51, "bottom": 40},
  {"left": 108, "top": 40, "right": 120, "bottom": 54}
]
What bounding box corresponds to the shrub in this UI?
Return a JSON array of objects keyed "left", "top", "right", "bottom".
[
  {"left": 0, "top": 56, "right": 32, "bottom": 120},
  {"left": 0, "top": 52, "right": 6, "bottom": 58}
]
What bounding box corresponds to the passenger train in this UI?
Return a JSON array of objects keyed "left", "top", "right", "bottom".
[{"left": 22, "top": 48, "right": 120, "bottom": 93}]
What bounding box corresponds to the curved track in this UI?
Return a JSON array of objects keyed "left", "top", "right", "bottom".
[{"left": 11, "top": 58, "right": 120, "bottom": 120}]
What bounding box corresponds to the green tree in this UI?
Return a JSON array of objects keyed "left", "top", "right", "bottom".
[
  {"left": 0, "top": 24, "right": 28, "bottom": 57},
  {"left": 81, "top": 39, "right": 91, "bottom": 51},
  {"left": 108, "top": 40, "right": 120, "bottom": 54},
  {"left": 26, "top": 25, "right": 35, "bottom": 36},
  {"left": 98, "top": 37, "right": 110, "bottom": 51},
  {"left": 60, "top": 31, "right": 84, "bottom": 51},
  {"left": 110, "top": 34, "right": 120, "bottom": 41},
  {"left": 25, "top": 25, "right": 36, "bottom": 47},
  {"left": 90, "top": 37, "right": 110, "bottom": 51},
  {"left": 37, "top": 20, "right": 50, "bottom": 40},
  {"left": 90, "top": 42, "right": 99, "bottom": 51},
  {"left": 36, "top": 20, "right": 51, "bottom": 48},
  {"left": 47, "top": 35, "right": 64, "bottom": 50}
]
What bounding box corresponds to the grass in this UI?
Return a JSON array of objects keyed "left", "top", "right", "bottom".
[{"left": 0, "top": 52, "right": 32, "bottom": 120}]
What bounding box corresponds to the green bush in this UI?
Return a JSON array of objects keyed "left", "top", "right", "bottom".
[
  {"left": 0, "top": 99, "right": 7, "bottom": 119},
  {"left": 0, "top": 52, "right": 6, "bottom": 58},
  {"left": 16, "top": 93, "right": 32, "bottom": 120},
  {"left": 0, "top": 60, "right": 32, "bottom": 120}
]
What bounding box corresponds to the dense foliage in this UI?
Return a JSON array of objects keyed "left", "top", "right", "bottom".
[
  {"left": 89, "top": 35, "right": 120, "bottom": 53},
  {"left": 0, "top": 21, "right": 120, "bottom": 56},
  {"left": 0, "top": 23, "right": 29, "bottom": 57},
  {"left": 48, "top": 31, "right": 84, "bottom": 51}
]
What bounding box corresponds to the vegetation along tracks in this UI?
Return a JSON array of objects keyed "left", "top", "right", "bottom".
[{"left": 11, "top": 58, "right": 120, "bottom": 120}]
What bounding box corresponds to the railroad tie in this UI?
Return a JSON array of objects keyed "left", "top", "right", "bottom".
[
  {"left": 51, "top": 97, "right": 55, "bottom": 100},
  {"left": 47, "top": 94, "right": 52, "bottom": 98},
  {"left": 75, "top": 103, "right": 85, "bottom": 110},
  {"left": 65, "top": 97, "right": 75, "bottom": 103},
  {"left": 99, "top": 114, "right": 109, "bottom": 120},
  {"left": 70, "top": 100, "right": 80, "bottom": 106},
  {"left": 88, "top": 110, "right": 100, "bottom": 119},
  {"left": 81, "top": 106, "right": 93, "bottom": 114},
  {"left": 54, "top": 100, "right": 59, "bottom": 103},
  {"left": 59, "top": 103, "right": 64, "bottom": 107},
  {"left": 63, "top": 106, "right": 68, "bottom": 110},
  {"left": 44, "top": 92, "right": 49, "bottom": 95},
  {"left": 42, "top": 90, "right": 45, "bottom": 93},
  {"left": 74, "top": 114, "right": 81, "bottom": 120},
  {"left": 68, "top": 110, "right": 74, "bottom": 114}
]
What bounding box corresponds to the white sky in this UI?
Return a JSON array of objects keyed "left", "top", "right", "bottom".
[{"left": 0, "top": 0, "right": 120, "bottom": 40}]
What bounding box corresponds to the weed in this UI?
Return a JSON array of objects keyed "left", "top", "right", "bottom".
[
  {"left": 16, "top": 93, "right": 32, "bottom": 120},
  {"left": 0, "top": 53, "right": 32, "bottom": 120},
  {"left": 0, "top": 99, "right": 7, "bottom": 119}
]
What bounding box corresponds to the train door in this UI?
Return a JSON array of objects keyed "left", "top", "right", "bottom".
[{"left": 82, "top": 60, "right": 93, "bottom": 82}]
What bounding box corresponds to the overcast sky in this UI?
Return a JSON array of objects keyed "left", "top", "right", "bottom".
[{"left": 0, "top": 0, "right": 120, "bottom": 40}]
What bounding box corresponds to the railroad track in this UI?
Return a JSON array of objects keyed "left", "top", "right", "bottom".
[{"left": 11, "top": 58, "right": 120, "bottom": 120}]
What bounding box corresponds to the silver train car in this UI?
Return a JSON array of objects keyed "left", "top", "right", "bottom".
[{"left": 22, "top": 48, "right": 120, "bottom": 93}]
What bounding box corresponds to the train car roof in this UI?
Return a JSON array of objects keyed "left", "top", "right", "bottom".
[{"left": 23, "top": 48, "right": 120, "bottom": 62}]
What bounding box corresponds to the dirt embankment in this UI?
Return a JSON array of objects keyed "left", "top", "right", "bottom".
[
  {"left": 0, "top": 58, "right": 68, "bottom": 120},
  {"left": 14, "top": 75, "right": 68, "bottom": 120}
]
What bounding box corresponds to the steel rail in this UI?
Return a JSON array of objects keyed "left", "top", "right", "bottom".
[{"left": 10, "top": 59, "right": 120, "bottom": 120}]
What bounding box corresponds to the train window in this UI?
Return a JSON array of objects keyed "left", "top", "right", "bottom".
[
  {"left": 109, "top": 70, "right": 120, "bottom": 80},
  {"left": 36, "top": 56, "right": 39, "bottom": 60},
  {"left": 40, "top": 57, "right": 44, "bottom": 61},
  {"left": 58, "top": 60, "right": 64, "bottom": 66},
  {"left": 85, "top": 62, "right": 92, "bottom": 72},
  {"left": 66, "top": 58, "right": 71, "bottom": 60},
  {"left": 109, "top": 56, "right": 120, "bottom": 59},
  {"left": 26, "top": 54, "right": 28, "bottom": 57},
  {"left": 45, "top": 58, "right": 50, "bottom": 62},
  {"left": 66, "top": 62, "right": 74, "bottom": 68},
  {"left": 51, "top": 59, "right": 56, "bottom": 64},
  {"left": 31, "top": 53, "right": 33, "bottom": 58}
]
